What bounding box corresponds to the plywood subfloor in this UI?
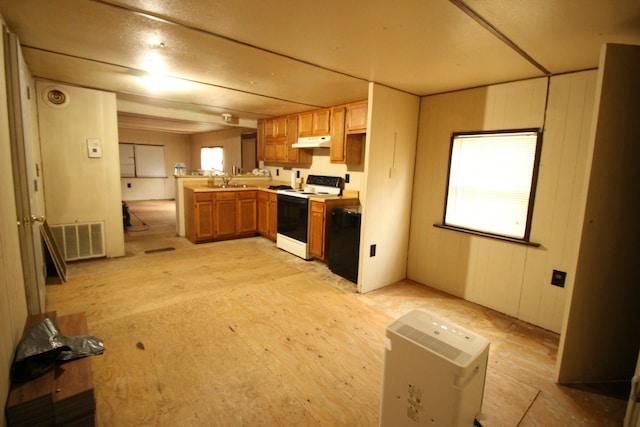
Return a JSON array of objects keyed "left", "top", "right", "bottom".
[{"left": 44, "top": 200, "right": 627, "bottom": 426}]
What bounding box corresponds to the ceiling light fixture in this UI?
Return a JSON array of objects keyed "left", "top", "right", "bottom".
[{"left": 222, "top": 113, "right": 233, "bottom": 123}]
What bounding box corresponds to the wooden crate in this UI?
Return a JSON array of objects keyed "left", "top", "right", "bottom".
[{"left": 6, "top": 312, "right": 96, "bottom": 427}]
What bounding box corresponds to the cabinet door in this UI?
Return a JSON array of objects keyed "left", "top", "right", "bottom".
[
  {"left": 273, "top": 116, "right": 287, "bottom": 137},
  {"left": 308, "top": 201, "right": 326, "bottom": 260},
  {"left": 313, "top": 108, "right": 331, "bottom": 135},
  {"left": 237, "top": 191, "right": 257, "bottom": 234},
  {"left": 268, "top": 193, "right": 278, "bottom": 240},
  {"left": 330, "top": 105, "right": 346, "bottom": 163},
  {"left": 257, "top": 119, "right": 265, "bottom": 161},
  {"left": 257, "top": 192, "right": 269, "bottom": 237},
  {"left": 298, "top": 111, "right": 314, "bottom": 137},
  {"left": 346, "top": 100, "right": 368, "bottom": 133},
  {"left": 298, "top": 109, "right": 331, "bottom": 137},
  {"left": 286, "top": 113, "right": 311, "bottom": 164},
  {"left": 215, "top": 192, "right": 237, "bottom": 238},
  {"left": 264, "top": 118, "right": 275, "bottom": 138},
  {"left": 195, "top": 200, "right": 214, "bottom": 240}
]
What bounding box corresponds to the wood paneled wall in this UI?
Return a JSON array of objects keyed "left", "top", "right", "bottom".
[
  {"left": 408, "top": 73, "right": 597, "bottom": 333},
  {"left": 36, "top": 80, "right": 125, "bottom": 258}
]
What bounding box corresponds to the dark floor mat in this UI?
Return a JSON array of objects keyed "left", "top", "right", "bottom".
[{"left": 145, "top": 247, "right": 176, "bottom": 254}]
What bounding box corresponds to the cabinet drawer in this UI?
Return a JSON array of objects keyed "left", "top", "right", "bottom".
[
  {"left": 195, "top": 192, "right": 213, "bottom": 202},
  {"left": 257, "top": 191, "right": 269, "bottom": 201},
  {"left": 237, "top": 190, "right": 257, "bottom": 200},
  {"left": 311, "top": 201, "right": 325, "bottom": 214},
  {"left": 215, "top": 192, "right": 237, "bottom": 201}
]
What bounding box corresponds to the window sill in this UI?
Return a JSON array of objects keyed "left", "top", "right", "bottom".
[{"left": 434, "top": 224, "right": 541, "bottom": 247}]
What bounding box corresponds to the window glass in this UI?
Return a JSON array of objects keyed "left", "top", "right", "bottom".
[
  {"left": 201, "top": 146, "right": 223, "bottom": 173},
  {"left": 444, "top": 129, "right": 542, "bottom": 240}
]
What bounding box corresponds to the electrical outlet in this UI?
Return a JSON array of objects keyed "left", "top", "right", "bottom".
[
  {"left": 127, "top": 183, "right": 131, "bottom": 188},
  {"left": 370, "top": 244, "right": 376, "bottom": 257},
  {"left": 551, "top": 270, "right": 566, "bottom": 287},
  {"left": 276, "top": 169, "right": 279, "bottom": 176},
  {"left": 296, "top": 170, "right": 300, "bottom": 178},
  {"left": 345, "top": 173, "right": 350, "bottom": 183}
]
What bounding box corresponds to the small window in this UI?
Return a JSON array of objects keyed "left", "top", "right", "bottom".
[
  {"left": 201, "top": 146, "right": 223, "bottom": 173},
  {"left": 442, "top": 129, "right": 542, "bottom": 243}
]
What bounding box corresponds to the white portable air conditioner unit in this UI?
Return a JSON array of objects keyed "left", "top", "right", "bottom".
[{"left": 380, "top": 310, "right": 490, "bottom": 427}]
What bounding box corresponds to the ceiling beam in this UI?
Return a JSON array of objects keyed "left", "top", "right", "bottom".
[{"left": 450, "top": 0, "right": 551, "bottom": 75}]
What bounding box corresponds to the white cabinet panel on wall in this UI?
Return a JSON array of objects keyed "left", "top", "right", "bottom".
[
  {"left": 518, "top": 70, "right": 598, "bottom": 332},
  {"left": 119, "top": 143, "right": 135, "bottom": 177}
]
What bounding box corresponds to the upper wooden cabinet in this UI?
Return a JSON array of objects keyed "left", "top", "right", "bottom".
[
  {"left": 286, "top": 113, "right": 312, "bottom": 164},
  {"left": 345, "top": 100, "right": 368, "bottom": 133},
  {"left": 330, "top": 104, "right": 364, "bottom": 165},
  {"left": 298, "top": 108, "right": 331, "bottom": 137},
  {"left": 258, "top": 101, "right": 366, "bottom": 164},
  {"left": 256, "top": 119, "right": 265, "bottom": 161},
  {"left": 329, "top": 105, "right": 346, "bottom": 163},
  {"left": 257, "top": 115, "right": 311, "bottom": 164},
  {"left": 264, "top": 116, "right": 288, "bottom": 138},
  {"left": 259, "top": 116, "right": 288, "bottom": 162}
]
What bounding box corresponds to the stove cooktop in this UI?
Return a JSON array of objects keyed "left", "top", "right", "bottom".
[
  {"left": 276, "top": 174, "right": 343, "bottom": 199},
  {"left": 277, "top": 188, "right": 338, "bottom": 198}
]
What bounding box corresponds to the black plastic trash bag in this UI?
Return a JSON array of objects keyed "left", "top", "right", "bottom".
[{"left": 10, "top": 317, "right": 104, "bottom": 384}]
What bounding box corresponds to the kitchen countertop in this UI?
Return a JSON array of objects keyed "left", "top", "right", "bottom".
[{"left": 186, "top": 184, "right": 359, "bottom": 202}]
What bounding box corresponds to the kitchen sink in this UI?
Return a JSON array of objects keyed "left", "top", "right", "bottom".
[{"left": 209, "top": 183, "right": 256, "bottom": 188}]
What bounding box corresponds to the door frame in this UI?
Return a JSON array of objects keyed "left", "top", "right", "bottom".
[{"left": 4, "top": 27, "right": 46, "bottom": 314}]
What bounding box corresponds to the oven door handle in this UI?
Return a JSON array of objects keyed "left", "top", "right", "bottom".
[{"left": 277, "top": 194, "right": 308, "bottom": 205}]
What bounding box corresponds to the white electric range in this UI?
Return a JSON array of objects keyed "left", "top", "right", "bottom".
[{"left": 276, "top": 175, "right": 343, "bottom": 259}]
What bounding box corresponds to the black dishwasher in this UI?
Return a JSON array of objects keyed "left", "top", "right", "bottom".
[{"left": 329, "top": 206, "right": 362, "bottom": 283}]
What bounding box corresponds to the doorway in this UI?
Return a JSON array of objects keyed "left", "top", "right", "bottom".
[{"left": 123, "top": 200, "right": 191, "bottom": 256}]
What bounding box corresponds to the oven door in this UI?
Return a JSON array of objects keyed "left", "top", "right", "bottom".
[{"left": 277, "top": 194, "right": 309, "bottom": 243}]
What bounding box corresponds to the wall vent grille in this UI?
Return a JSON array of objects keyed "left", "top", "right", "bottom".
[{"left": 49, "top": 222, "right": 105, "bottom": 261}]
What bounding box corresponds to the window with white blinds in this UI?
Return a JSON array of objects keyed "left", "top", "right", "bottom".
[{"left": 443, "top": 129, "right": 542, "bottom": 241}]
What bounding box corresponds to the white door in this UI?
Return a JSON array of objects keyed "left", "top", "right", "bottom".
[{"left": 4, "top": 28, "right": 46, "bottom": 314}]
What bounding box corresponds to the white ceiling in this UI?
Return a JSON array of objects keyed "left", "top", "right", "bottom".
[{"left": 1, "top": 0, "right": 639, "bottom": 134}]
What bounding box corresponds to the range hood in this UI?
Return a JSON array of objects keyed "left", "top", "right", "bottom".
[{"left": 292, "top": 135, "right": 331, "bottom": 148}]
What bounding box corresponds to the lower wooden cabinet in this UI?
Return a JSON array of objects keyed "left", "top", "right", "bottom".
[
  {"left": 309, "top": 201, "right": 326, "bottom": 259},
  {"left": 257, "top": 191, "right": 278, "bottom": 240},
  {"left": 308, "top": 198, "right": 360, "bottom": 262},
  {"left": 185, "top": 188, "right": 258, "bottom": 243},
  {"left": 214, "top": 192, "right": 238, "bottom": 239},
  {"left": 237, "top": 191, "right": 258, "bottom": 235},
  {"left": 185, "top": 189, "right": 214, "bottom": 243},
  {"left": 186, "top": 189, "right": 358, "bottom": 253}
]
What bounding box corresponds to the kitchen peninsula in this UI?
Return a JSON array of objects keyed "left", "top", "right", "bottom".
[
  {"left": 174, "top": 174, "right": 272, "bottom": 237},
  {"left": 178, "top": 176, "right": 359, "bottom": 262}
]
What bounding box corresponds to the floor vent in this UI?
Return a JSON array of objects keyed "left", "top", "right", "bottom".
[{"left": 49, "top": 221, "right": 105, "bottom": 261}]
